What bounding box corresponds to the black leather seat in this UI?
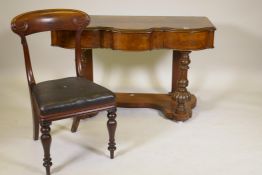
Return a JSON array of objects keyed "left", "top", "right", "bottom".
[{"left": 33, "top": 77, "right": 115, "bottom": 115}]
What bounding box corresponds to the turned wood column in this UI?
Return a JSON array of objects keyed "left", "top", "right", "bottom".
[
  {"left": 172, "top": 51, "right": 181, "bottom": 92},
  {"left": 107, "top": 109, "right": 117, "bottom": 159},
  {"left": 172, "top": 51, "right": 192, "bottom": 121},
  {"left": 40, "top": 121, "right": 52, "bottom": 175}
]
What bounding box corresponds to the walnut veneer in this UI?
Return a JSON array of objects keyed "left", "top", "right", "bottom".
[{"left": 51, "top": 15, "right": 216, "bottom": 121}]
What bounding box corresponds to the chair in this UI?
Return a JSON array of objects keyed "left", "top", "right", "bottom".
[{"left": 11, "top": 9, "right": 117, "bottom": 175}]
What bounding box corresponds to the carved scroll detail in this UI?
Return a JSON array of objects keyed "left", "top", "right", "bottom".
[
  {"left": 73, "top": 16, "right": 90, "bottom": 30},
  {"left": 11, "top": 21, "right": 28, "bottom": 35}
]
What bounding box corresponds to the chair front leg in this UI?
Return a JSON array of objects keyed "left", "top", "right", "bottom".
[
  {"left": 40, "top": 121, "right": 52, "bottom": 175},
  {"left": 107, "top": 109, "right": 117, "bottom": 159}
]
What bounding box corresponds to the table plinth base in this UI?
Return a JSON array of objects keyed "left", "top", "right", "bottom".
[{"left": 116, "top": 93, "right": 196, "bottom": 121}]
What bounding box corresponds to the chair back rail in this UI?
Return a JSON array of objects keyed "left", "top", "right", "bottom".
[{"left": 11, "top": 9, "right": 90, "bottom": 86}]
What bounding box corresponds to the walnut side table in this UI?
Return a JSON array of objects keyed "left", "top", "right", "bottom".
[{"left": 51, "top": 15, "right": 216, "bottom": 121}]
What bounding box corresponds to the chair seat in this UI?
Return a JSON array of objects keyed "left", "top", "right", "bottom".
[{"left": 32, "top": 77, "right": 115, "bottom": 115}]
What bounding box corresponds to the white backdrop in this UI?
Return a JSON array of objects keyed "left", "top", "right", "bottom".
[
  {"left": 1, "top": 0, "right": 262, "bottom": 92},
  {"left": 1, "top": 1, "right": 262, "bottom": 175}
]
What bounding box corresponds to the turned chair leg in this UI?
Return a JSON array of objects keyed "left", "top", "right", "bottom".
[
  {"left": 107, "top": 109, "right": 117, "bottom": 159},
  {"left": 40, "top": 121, "right": 52, "bottom": 175}
]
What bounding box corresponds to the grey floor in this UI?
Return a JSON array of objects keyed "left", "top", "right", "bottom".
[{"left": 1, "top": 70, "right": 262, "bottom": 175}]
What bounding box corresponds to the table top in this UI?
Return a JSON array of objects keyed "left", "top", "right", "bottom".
[
  {"left": 87, "top": 15, "right": 216, "bottom": 32},
  {"left": 52, "top": 15, "right": 216, "bottom": 51}
]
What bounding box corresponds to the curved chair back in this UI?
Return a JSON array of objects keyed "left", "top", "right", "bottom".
[
  {"left": 11, "top": 9, "right": 90, "bottom": 87},
  {"left": 11, "top": 9, "right": 89, "bottom": 35}
]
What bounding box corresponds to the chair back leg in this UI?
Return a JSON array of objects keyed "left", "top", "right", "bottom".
[
  {"left": 32, "top": 108, "right": 39, "bottom": 140},
  {"left": 71, "top": 117, "right": 81, "bottom": 133},
  {"left": 71, "top": 112, "right": 99, "bottom": 132}
]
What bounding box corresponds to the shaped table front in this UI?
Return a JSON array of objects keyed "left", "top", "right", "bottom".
[{"left": 51, "top": 15, "right": 216, "bottom": 121}]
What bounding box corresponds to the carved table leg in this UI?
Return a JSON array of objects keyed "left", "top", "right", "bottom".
[
  {"left": 107, "top": 109, "right": 117, "bottom": 159},
  {"left": 40, "top": 121, "right": 52, "bottom": 175},
  {"left": 79, "top": 49, "right": 93, "bottom": 80},
  {"left": 71, "top": 49, "right": 96, "bottom": 132},
  {"left": 171, "top": 51, "right": 196, "bottom": 121},
  {"left": 172, "top": 51, "right": 181, "bottom": 92}
]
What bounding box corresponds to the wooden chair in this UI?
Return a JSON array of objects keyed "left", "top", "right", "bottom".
[{"left": 11, "top": 9, "right": 117, "bottom": 175}]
